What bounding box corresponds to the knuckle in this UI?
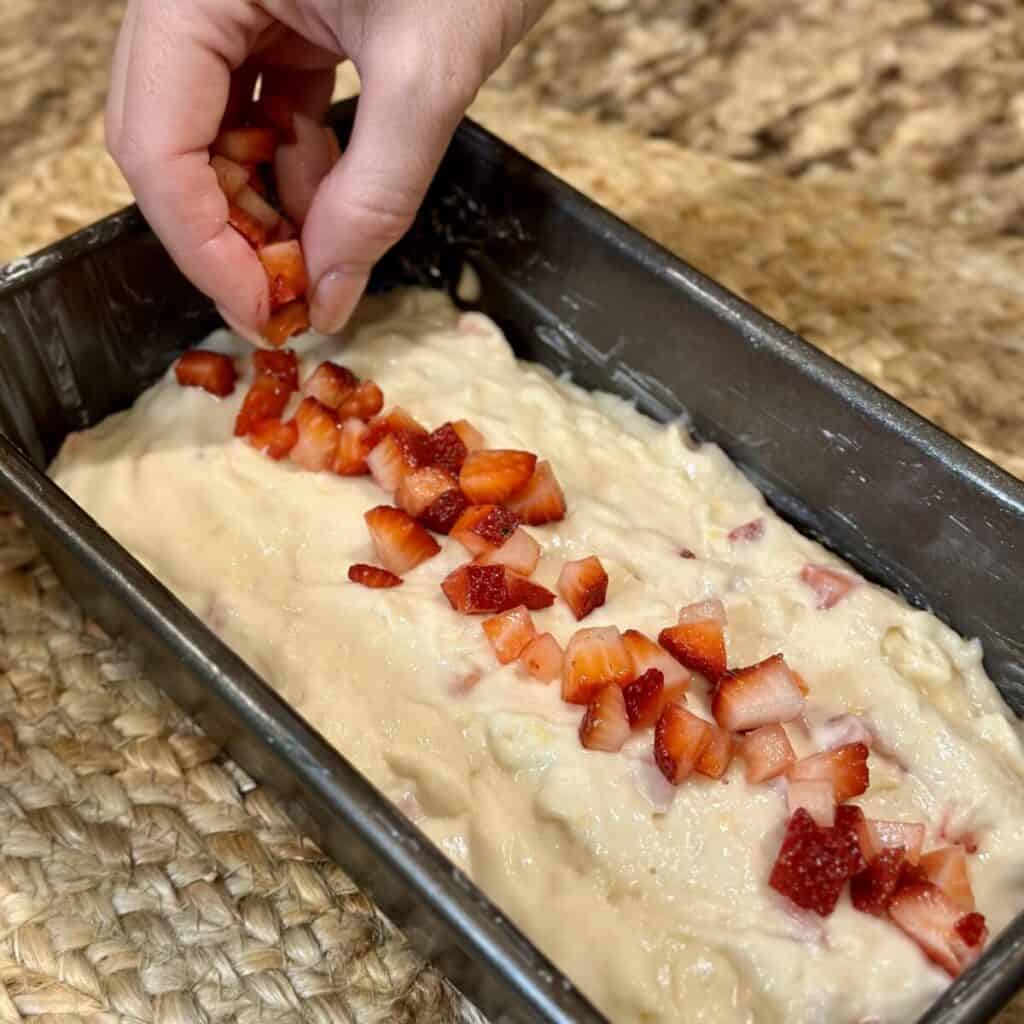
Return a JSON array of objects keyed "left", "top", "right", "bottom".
[{"left": 338, "top": 183, "right": 420, "bottom": 252}]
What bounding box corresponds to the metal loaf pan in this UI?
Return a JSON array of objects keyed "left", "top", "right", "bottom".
[{"left": 1, "top": 98, "right": 1022, "bottom": 1024}]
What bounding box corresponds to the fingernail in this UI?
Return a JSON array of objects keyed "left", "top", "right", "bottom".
[
  {"left": 217, "top": 304, "right": 268, "bottom": 348},
  {"left": 310, "top": 269, "right": 368, "bottom": 335}
]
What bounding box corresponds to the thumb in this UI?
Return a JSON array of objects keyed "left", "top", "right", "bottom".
[{"left": 302, "top": 64, "right": 470, "bottom": 334}]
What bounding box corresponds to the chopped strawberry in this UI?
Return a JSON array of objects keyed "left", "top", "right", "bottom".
[
  {"left": 786, "top": 779, "right": 836, "bottom": 827},
  {"left": 739, "top": 724, "right": 796, "bottom": 784},
  {"left": 348, "top": 564, "right": 402, "bottom": 589},
  {"left": 367, "top": 432, "right": 427, "bottom": 493},
  {"left": 264, "top": 300, "right": 310, "bottom": 347},
  {"left": 303, "top": 361, "right": 358, "bottom": 409},
  {"left": 235, "top": 380, "right": 290, "bottom": 437},
  {"left": 505, "top": 571, "right": 556, "bottom": 610},
  {"left": 800, "top": 565, "right": 858, "bottom": 610},
  {"left": 253, "top": 93, "right": 297, "bottom": 143},
  {"left": 622, "top": 629, "right": 691, "bottom": 692},
  {"left": 396, "top": 467, "right": 459, "bottom": 518},
  {"left": 889, "top": 883, "right": 987, "bottom": 976},
  {"left": 425, "top": 423, "right": 469, "bottom": 476},
  {"left": 787, "top": 742, "right": 869, "bottom": 803},
  {"left": 258, "top": 240, "right": 309, "bottom": 309},
  {"left": 475, "top": 527, "right": 542, "bottom": 576},
  {"left": 210, "top": 155, "right": 249, "bottom": 200},
  {"left": 728, "top": 518, "right": 765, "bottom": 543},
  {"left": 919, "top": 847, "right": 975, "bottom": 912},
  {"left": 175, "top": 351, "right": 237, "bottom": 397},
  {"left": 695, "top": 724, "right": 735, "bottom": 779},
  {"left": 833, "top": 804, "right": 870, "bottom": 875},
  {"left": 212, "top": 126, "right": 278, "bottom": 164},
  {"left": 518, "top": 632, "right": 564, "bottom": 683},
  {"left": 451, "top": 419, "right": 486, "bottom": 451},
  {"left": 654, "top": 703, "right": 713, "bottom": 784},
  {"left": 418, "top": 489, "right": 469, "bottom": 535},
  {"left": 580, "top": 685, "right": 630, "bottom": 753},
  {"left": 364, "top": 506, "right": 440, "bottom": 575},
  {"left": 233, "top": 184, "right": 280, "bottom": 235},
  {"left": 504, "top": 461, "right": 567, "bottom": 525},
  {"left": 460, "top": 450, "right": 537, "bottom": 505},
  {"left": 289, "top": 397, "right": 339, "bottom": 472},
  {"left": 622, "top": 668, "right": 689, "bottom": 731},
  {"left": 483, "top": 606, "right": 537, "bottom": 664},
  {"left": 659, "top": 601, "right": 727, "bottom": 681},
  {"left": 271, "top": 216, "right": 297, "bottom": 243},
  {"left": 333, "top": 418, "right": 373, "bottom": 476},
  {"left": 451, "top": 505, "right": 521, "bottom": 555},
  {"left": 441, "top": 563, "right": 510, "bottom": 614},
  {"left": 561, "top": 627, "right": 633, "bottom": 705},
  {"left": 712, "top": 654, "right": 805, "bottom": 732},
  {"left": 557, "top": 556, "right": 608, "bottom": 621},
  {"left": 337, "top": 380, "right": 384, "bottom": 421},
  {"left": 365, "top": 407, "right": 429, "bottom": 447},
  {"left": 228, "top": 201, "right": 270, "bottom": 247},
  {"left": 851, "top": 848, "right": 907, "bottom": 916},
  {"left": 246, "top": 417, "right": 297, "bottom": 459},
  {"left": 856, "top": 818, "right": 926, "bottom": 865},
  {"left": 253, "top": 349, "right": 299, "bottom": 388}
]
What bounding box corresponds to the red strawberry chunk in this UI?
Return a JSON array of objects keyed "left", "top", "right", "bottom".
[
  {"left": 365, "top": 407, "right": 429, "bottom": 446},
  {"left": 505, "top": 571, "right": 556, "bottom": 610},
  {"left": 175, "top": 351, "right": 237, "bottom": 397},
  {"left": 258, "top": 240, "right": 309, "bottom": 310},
  {"left": 518, "top": 632, "right": 564, "bottom": 683},
  {"left": 787, "top": 742, "right": 869, "bottom": 803},
  {"left": 396, "top": 467, "right": 459, "bottom": 518},
  {"left": 235, "top": 379, "right": 289, "bottom": 437},
  {"left": 211, "top": 155, "right": 249, "bottom": 200},
  {"left": 728, "top": 518, "right": 765, "bottom": 543},
  {"left": 800, "top": 565, "right": 858, "bottom": 610},
  {"left": 246, "top": 417, "right": 297, "bottom": 460},
  {"left": 418, "top": 489, "right": 469, "bottom": 535},
  {"left": 856, "top": 818, "right": 926, "bottom": 865},
  {"left": 623, "top": 668, "right": 666, "bottom": 730},
  {"left": 253, "top": 93, "right": 297, "bottom": 143},
  {"left": 580, "top": 684, "right": 630, "bottom": 753},
  {"left": 348, "top": 564, "right": 402, "bottom": 589},
  {"left": 333, "top": 418, "right": 373, "bottom": 476},
  {"left": 441, "top": 563, "right": 510, "bottom": 614},
  {"left": 919, "top": 847, "right": 974, "bottom": 910},
  {"left": 460, "top": 450, "right": 537, "bottom": 505},
  {"left": 561, "top": 627, "right": 633, "bottom": 705},
  {"left": 233, "top": 184, "right": 280, "bottom": 233},
  {"left": 504, "top": 460, "right": 567, "bottom": 525},
  {"left": 695, "top": 724, "right": 734, "bottom": 779},
  {"left": 288, "top": 397, "right": 339, "bottom": 472},
  {"left": 833, "top": 804, "right": 870, "bottom": 875},
  {"left": 851, "top": 848, "right": 908, "bottom": 917},
  {"left": 253, "top": 349, "right": 299, "bottom": 388},
  {"left": 660, "top": 601, "right": 727, "bottom": 681},
  {"left": 889, "top": 883, "right": 987, "bottom": 976},
  {"left": 451, "top": 505, "right": 521, "bottom": 555},
  {"left": 451, "top": 419, "right": 485, "bottom": 451},
  {"left": 303, "top": 361, "right": 358, "bottom": 409},
  {"left": 557, "top": 555, "right": 609, "bottom": 621},
  {"left": 367, "top": 432, "right": 428, "bottom": 493},
  {"left": 337, "top": 380, "right": 384, "bottom": 421},
  {"left": 364, "top": 506, "right": 440, "bottom": 575},
  {"left": 712, "top": 654, "right": 805, "bottom": 732},
  {"left": 475, "top": 527, "right": 542, "bottom": 576},
  {"left": 228, "top": 201, "right": 269, "bottom": 247},
  {"left": 622, "top": 629, "right": 691, "bottom": 692},
  {"left": 425, "top": 423, "right": 469, "bottom": 476},
  {"left": 212, "top": 126, "right": 278, "bottom": 164},
  {"left": 264, "top": 299, "right": 310, "bottom": 347},
  {"left": 483, "top": 606, "right": 537, "bottom": 664},
  {"left": 655, "top": 703, "right": 713, "bottom": 784},
  {"left": 739, "top": 724, "right": 796, "bottom": 784},
  {"left": 787, "top": 779, "right": 836, "bottom": 827}
]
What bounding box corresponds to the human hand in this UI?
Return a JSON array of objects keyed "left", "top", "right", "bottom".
[{"left": 106, "top": 0, "right": 550, "bottom": 340}]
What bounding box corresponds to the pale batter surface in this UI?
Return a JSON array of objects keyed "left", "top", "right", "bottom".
[{"left": 51, "top": 289, "right": 1024, "bottom": 1024}]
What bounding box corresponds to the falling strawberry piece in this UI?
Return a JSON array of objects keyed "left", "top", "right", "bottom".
[
  {"left": 365, "top": 506, "right": 440, "bottom": 575},
  {"left": 800, "top": 565, "right": 858, "bottom": 610},
  {"left": 451, "top": 419, "right": 486, "bottom": 452},
  {"left": 786, "top": 779, "right": 836, "bottom": 827},
  {"left": 451, "top": 505, "right": 521, "bottom": 556},
  {"left": 712, "top": 654, "right": 805, "bottom": 732},
  {"left": 557, "top": 556, "right": 609, "bottom": 621},
  {"left": 850, "top": 848, "right": 907, "bottom": 917},
  {"left": 264, "top": 300, "right": 311, "bottom": 347},
  {"left": 561, "top": 627, "right": 633, "bottom": 705},
  {"left": 253, "top": 93, "right": 297, "bottom": 143},
  {"left": 622, "top": 629, "right": 691, "bottom": 692},
  {"left": 889, "top": 883, "right": 987, "bottom": 976},
  {"left": 396, "top": 467, "right": 460, "bottom": 518},
  {"left": 728, "top": 518, "right": 765, "bottom": 543},
  {"left": 246, "top": 417, "right": 297, "bottom": 460},
  {"left": 303, "top": 361, "right": 358, "bottom": 409},
  {"left": 425, "top": 423, "right": 469, "bottom": 476},
  {"left": 211, "top": 156, "right": 250, "bottom": 200},
  {"left": 175, "top": 351, "right": 237, "bottom": 397},
  {"left": 333, "top": 418, "right": 373, "bottom": 476},
  {"left": 441, "top": 563, "right": 510, "bottom": 614},
  {"left": 919, "top": 847, "right": 975, "bottom": 912},
  {"left": 856, "top": 817, "right": 926, "bottom": 865},
  {"left": 738, "top": 724, "right": 796, "bottom": 784},
  {"left": 475, "top": 527, "right": 542, "bottom": 576},
  {"left": 338, "top": 380, "right": 385, "bottom": 421},
  {"left": 418, "top": 489, "right": 469, "bottom": 535},
  {"left": 505, "top": 571, "right": 556, "bottom": 610},
  {"left": 460, "top": 450, "right": 537, "bottom": 505},
  {"left": 258, "top": 240, "right": 309, "bottom": 310},
  {"left": 504, "top": 461, "right": 567, "bottom": 525},
  {"left": 518, "top": 632, "right": 564, "bottom": 683},
  {"left": 659, "top": 600, "right": 727, "bottom": 681},
  {"left": 348, "top": 563, "right": 402, "bottom": 589},
  {"left": 212, "top": 126, "right": 278, "bottom": 164},
  {"left": 483, "top": 606, "right": 537, "bottom": 664},
  {"left": 580, "top": 685, "right": 631, "bottom": 753},
  {"left": 288, "top": 396, "right": 339, "bottom": 472},
  {"left": 787, "top": 742, "right": 869, "bottom": 803},
  {"left": 654, "top": 703, "right": 713, "bottom": 784}
]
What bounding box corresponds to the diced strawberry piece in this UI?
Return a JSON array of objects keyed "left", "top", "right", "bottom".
[
  {"left": 264, "top": 300, "right": 310, "bottom": 347},
  {"left": 851, "top": 848, "right": 908, "bottom": 917},
  {"left": 289, "top": 397, "right": 339, "bottom": 472},
  {"left": 580, "top": 685, "right": 630, "bottom": 753},
  {"left": 425, "top": 423, "right": 469, "bottom": 476},
  {"left": 460, "top": 450, "right": 537, "bottom": 504},
  {"left": 246, "top": 417, "right": 297, "bottom": 460},
  {"left": 856, "top": 818, "right": 926, "bottom": 865},
  {"left": 654, "top": 703, "right": 713, "bottom": 784},
  {"left": 712, "top": 654, "right": 805, "bottom": 732},
  {"left": 739, "top": 724, "right": 796, "bottom": 784},
  {"left": 234, "top": 379, "right": 289, "bottom": 437},
  {"left": 396, "top": 467, "right": 459, "bottom": 518},
  {"left": 623, "top": 668, "right": 663, "bottom": 729},
  {"left": 271, "top": 216, "right": 297, "bottom": 243},
  {"left": 233, "top": 184, "right": 280, "bottom": 234},
  {"left": 659, "top": 602, "right": 727, "bottom": 681},
  {"left": 919, "top": 847, "right": 974, "bottom": 911},
  {"left": 441, "top": 563, "right": 510, "bottom": 614},
  {"left": 622, "top": 629, "right": 691, "bottom": 692},
  {"left": 364, "top": 506, "right": 440, "bottom": 575},
  {"left": 211, "top": 156, "right": 249, "bottom": 200},
  {"left": 348, "top": 563, "right": 402, "bottom": 589},
  {"left": 833, "top": 804, "right": 869, "bottom": 875},
  {"left": 518, "top": 632, "right": 564, "bottom": 683},
  {"left": 561, "top": 627, "right": 633, "bottom": 705},
  {"left": 889, "top": 883, "right": 987, "bottom": 976},
  {"left": 483, "top": 606, "right": 537, "bottom": 664},
  {"left": 367, "top": 432, "right": 427, "bottom": 493},
  {"left": 175, "top": 351, "right": 237, "bottom": 397},
  {"left": 253, "top": 93, "right": 297, "bottom": 143},
  {"left": 505, "top": 571, "right": 556, "bottom": 610},
  {"left": 418, "top": 489, "right": 469, "bottom": 535},
  {"left": 365, "top": 407, "right": 429, "bottom": 447},
  {"left": 337, "top": 381, "right": 384, "bottom": 421},
  {"left": 451, "top": 505, "right": 521, "bottom": 555},
  {"left": 800, "top": 565, "right": 858, "bottom": 610},
  {"left": 695, "top": 724, "right": 734, "bottom": 779},
  {"left": 253, "top": 349, "right": 299, "bottom": 388},
  {"left": 787, "top": 742, "right": 869, "bottom": 803},
  {"left": 258, "top": 240, "right": 309, "bottom": 309},
  {"left": 557, "top": 555, "right": 608, "bottom": 621},
  {"left": 475, "top": 527, "right": 542, "bottom": 576},
  {"left": 786, "top": 779, "right": 836, "bottom": 827},
  {"left": 451, "top": 419, "right": 486, "bottom": 451},
  {"left": 333, "top": 418, "right": 373, "bottom": 476},
  {"left": 212, "top": 126, "right": 278, "bottom": 164},
  {"left": 303, "top": 361, "right": 358, "bottom": 409},
  {"left": 504, "top": 461, "right": 567, "bottom": 525},
  {"left": 227, "top": 202, "right": 270, "bottom": 247},
  {"left": 728, "top": 518, "right": 765, "bottom": 543}
]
